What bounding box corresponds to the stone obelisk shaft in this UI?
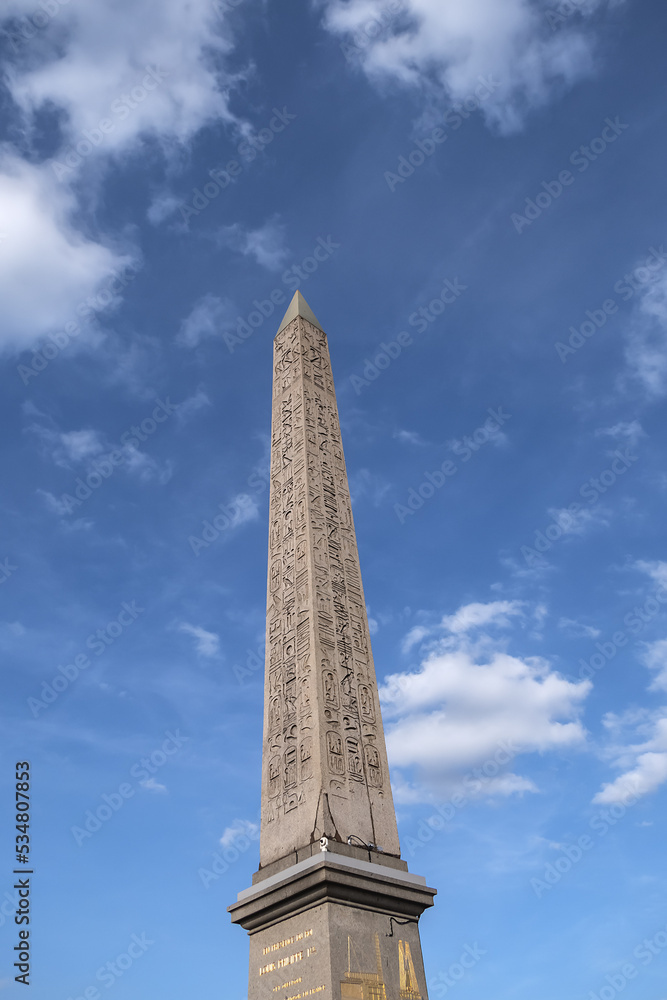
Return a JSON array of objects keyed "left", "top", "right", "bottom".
[
  {"left": 230, "top": 292, "right": 435, "bottom": 1000},
  {"left": 260, "top": 293, "right": 400, "bottom": 868}
]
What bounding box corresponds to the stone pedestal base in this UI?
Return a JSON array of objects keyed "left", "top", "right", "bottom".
[{"left": 229, "top": 853, "right": 436, "bottom": 999}]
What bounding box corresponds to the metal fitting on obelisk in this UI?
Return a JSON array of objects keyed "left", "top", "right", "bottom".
[{"left": 229, "top": 291, "right": 436, "bottom": 998}]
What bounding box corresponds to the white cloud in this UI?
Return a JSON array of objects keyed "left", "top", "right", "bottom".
[
  {"left": 215, "top": 219, "right": 288, "bottom": 271},
  {"left": 121, "top": 443, "right": 173, "bottom": 484},
  {"left": 402, "top": 625, "right": 431, "bottom": 653},
  {"left": 36, "top": 489, "right": 74, "bottom": 517},
  {"left": 31, "top": 412, "right": 173, "bottom": 494},
  {"left": 546, "top": 504, "right": 610, "bottom": 535},
  {"left": 500, "top": 551, "right": 554, "bottom": 581},
  {"left": 401, "top": 599, "right": 529, "bottom": 653},
  {"left": 147, "top": 192, "right": 183, "bottom": 225},
  {"left": 366, "top": 608, "right": 379, "bottom": 635},
  {"left": 635, "top": 559, "right": 667, "bottom": 590},
  {"left": 223, "top": 493, "right": 261, "bottom": 529},
  {"left": 594, "top": 694, "right": 667, "bottom": 805},
  {"left": 349, "top": 468, "right": 391, "bottom": 506},
  {"left": 140, "top": 776, "right": 167, "bottom": 793},
  {"left": 1, "top": 621, "right": 26, "bottom": 639},
  {"left": 643, "top": 640, "right": 667, "bottom": 693},
  {"left": 176, "top": 386, "right": 211, "bottom": 423},
  {"left": 3, "top": 0, "right": 244, "bottom": 160},
  {"left": 29, "top": 423, "right": 105, "bottom": 468},
  {"left": 624, "top": 265, "right": 667, "bottom": 396},
  {"left": 58, "top": 429, "right": 106, "bottom": 463},
  {"left": 177, "top": 294, "right": 236, "bottom": 347},
  {"left": 593, "top": 749, "right": 667, "bottom": 806},
  {"left": 595, "top": 420, "right": 645, "bottom": 451},
  {"left": 220, "top": 818, "right": 259, "bottom": 848},
  {"left": 0, "top": 152, "right": 130, "bottom": 353},
  {"left": 558, "top": 617, "right": 601, "bottom": 639},
  {"left": 178, "top": 622, "right": 220, "bottom": 658},
  {"left": 394, "top": 429, "right": 425, "bottom": 446},
  {"left": 0, "top": 0, "right": 249, "bottom": 355},
  {"left": 441, "top": 600, "right": 524, "bottom": 634},
  {"left": 381, "top": 631, "right": 590, "bottom": 799},
  {"left": 320, "top": 0, "right": 618, "bottom": 133}
]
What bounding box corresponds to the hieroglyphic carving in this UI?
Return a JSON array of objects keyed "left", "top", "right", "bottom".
[
  {"left": 262, "top": 307, "right": 398, "bottom": 861},
  {"left": 365, "top": 743, "right": 383, "bottom": 787},
  {"left": 327, "top": 731, "right": 344, "bottom": 774},
  {"left": 359, "top": 685, "right": 376, "bottom": 723},
  {"left": 346, "top": 738, "right": 363, "bottom": 780},
  {"left": 300, "top": 737, "right": 313, "bottom": 780}
]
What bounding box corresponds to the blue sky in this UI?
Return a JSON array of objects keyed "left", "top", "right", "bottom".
[{"left": 1, "top": 0, "right": 667, "bottom": 997}]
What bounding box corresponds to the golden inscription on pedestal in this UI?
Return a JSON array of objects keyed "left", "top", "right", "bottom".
[
  {"left": 285, "top": 987, "right": 326, "bottom": 1000},
  {"left": 263, "top": 929, "right": 313, "bottom": 955},
  {"left": 273, "top": 978, "right": 302, "bottom": 993}
]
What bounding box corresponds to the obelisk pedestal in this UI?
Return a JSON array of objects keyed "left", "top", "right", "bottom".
[{"left": 229, "top": 292, "right": 436, "bottom": 998}]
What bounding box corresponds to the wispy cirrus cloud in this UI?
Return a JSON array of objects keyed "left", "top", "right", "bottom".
[
  {"left": 595, "top": 420, "right": 645, "bottom": 452},
  {"left": 442, "top": 599, "right": 525, "bottom": 634},
  {"left": 215, "top": 218, "right": 289, "bottom": 271},
  {"left": 319, "top": 0, "right": 623, "bottom": 133},
  {"left": 558, "top": 617, "right": 601, "bottom": 639},
  {"left": 623, "top": 261, "right": 667, "bottom": 397},
  {"left": 177, "top": 294, "right": 236, "bottom": 348},
  {"left": 178, "top": 622, "right": 220, "bottom": 658},
  {"left": 220, "top": 818, "right": 259, "bottom": 848}
]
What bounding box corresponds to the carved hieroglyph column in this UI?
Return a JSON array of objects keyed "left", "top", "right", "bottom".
[
  {"left": 229, "top": 292, "right": 435, "bottom": 1000},
  {"left": 260, "top": 291, "right": 400, "bottom": 867}
]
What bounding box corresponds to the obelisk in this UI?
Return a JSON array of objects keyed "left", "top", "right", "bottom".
[{"left": 229, "top": 291, "right": 436, "bottom": 999}]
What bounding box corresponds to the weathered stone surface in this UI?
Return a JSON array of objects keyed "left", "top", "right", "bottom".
[
  {"left": 230, "top": 854, "right": 435, "bottom": 999},
  {"left": 260, "top": 293, "right": 400, "bottom": 869},
  {"left": 228, "top": 292, "right": 436, "bottom": 999}
]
